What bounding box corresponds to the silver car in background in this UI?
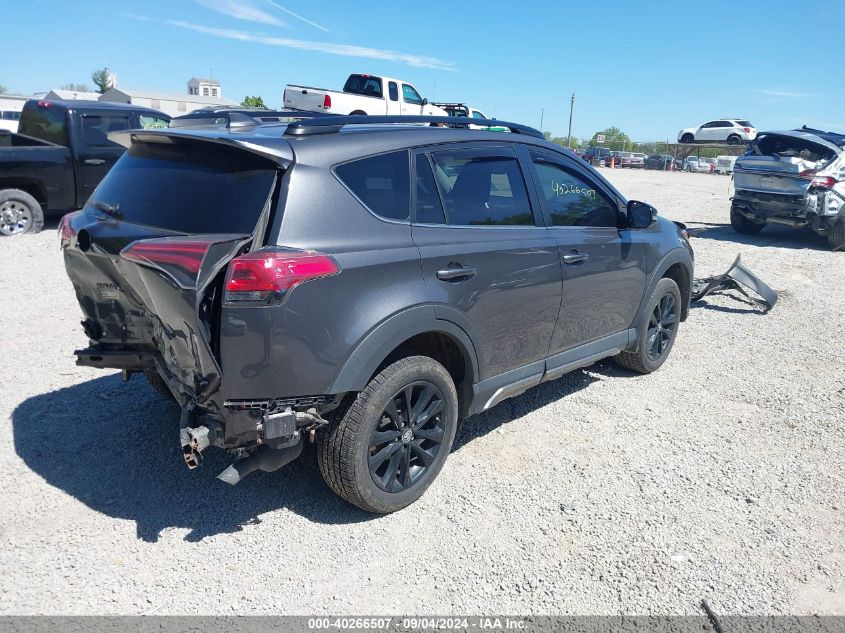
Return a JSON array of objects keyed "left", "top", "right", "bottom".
[{"left": 731, "top": 127, "right": 845, "bottom": 249}]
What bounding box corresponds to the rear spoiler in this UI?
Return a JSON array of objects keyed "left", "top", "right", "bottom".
[{"left": 109, "top": 128, "right": 295, "bottom": 166}]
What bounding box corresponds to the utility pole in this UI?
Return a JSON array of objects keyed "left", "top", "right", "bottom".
[
  {"left": 567, "top": 93, "right": 575, "bottom": 148},
  {"left": 539, "top": 108, "right": 544, "bottom": 131}
]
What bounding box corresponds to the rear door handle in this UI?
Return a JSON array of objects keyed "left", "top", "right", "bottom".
[
  {"left": 562, "top": 251, "right": 589, "bottom": 265},
  {"left": 84, "top": 159, "right": 106, "bottom": 166},
  {"left": 436, "top": 265, "right": 477, "bottom": 281}
]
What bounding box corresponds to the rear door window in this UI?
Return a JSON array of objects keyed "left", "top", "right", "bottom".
[
  {"left": 414, "top": 156, "right": 446, "bottom": 224},
  {"left": 86, "top": 140, "right": 278, "bottom": 234},
  {"left": 428, "top": 148, "right": 534, "bottom": 226},
  {"left": 335, "top": 150, "right": 410, "bottom": 221},
  {"left": 388, "top": 82, "right": 399, "bottom": 102}
]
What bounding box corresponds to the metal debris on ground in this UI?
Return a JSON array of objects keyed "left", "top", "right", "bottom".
[{"left": 691, "top": 254, "right": 778, "bottom": 312}]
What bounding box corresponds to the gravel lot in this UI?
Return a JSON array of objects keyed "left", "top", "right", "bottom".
[{"left": 0, "top": 169, "right": 843, "bottom": 616}]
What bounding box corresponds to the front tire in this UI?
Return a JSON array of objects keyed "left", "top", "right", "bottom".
[
  {"left": 318, "top": 356, "right": 458, "bottom": 513},
  {"left": 730, "top": 205, "right": 765, "bottom": 235},
  {"left": 0, "top": 189, "right": 44, "bottom": 236},
  {"left": 615, "top": 278, "right": 681, "bottom": 374},
  {"left": 680, "top": 133, "right": 694, "bottom": 144}
]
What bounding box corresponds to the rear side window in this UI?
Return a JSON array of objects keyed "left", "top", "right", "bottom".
[
  {"left": 335, "top": 150, "right": 410, "bottom": 221},
  {"left": 18, "top": 102, "right": 67, "bottom": 145},
  {"left": 429, "top": 150, "right": 534, "bottom": 226},
  {"left": 85, "top": 141, "right": 278, "bottom": 234},
  {"left": 736, "top": 120, "right": 753, "bottom": 127},
  {"left": 388, "top": 82, "right": 398, "bottom": 102}
]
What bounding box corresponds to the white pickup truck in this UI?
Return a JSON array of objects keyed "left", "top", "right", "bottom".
[{"left": 283, "top": 73, "right": 448, "bottom": 117}]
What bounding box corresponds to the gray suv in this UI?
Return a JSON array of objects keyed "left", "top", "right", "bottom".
[{"left": 61, "top": 115, "right": 694, "bottom": 513}]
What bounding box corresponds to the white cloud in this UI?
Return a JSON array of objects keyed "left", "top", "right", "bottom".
[
  {"left": 266, "top": 0, "right": 329, "bottom": 33},
  {"left": 167, "top": 20, "right": 457, "bottom": 70},
  {"left": 755, "top": 89, "right": 813, "bottom": 98},
  {"left": 196, "top": 0, "right": 287, "bottom": 27}
]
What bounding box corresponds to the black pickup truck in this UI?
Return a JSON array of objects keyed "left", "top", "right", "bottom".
[{"left": 0, "top": 99, "right": 169, "bottom": 235}]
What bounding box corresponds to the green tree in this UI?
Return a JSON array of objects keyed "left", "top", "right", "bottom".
[
  {"left": 588, "top": 126, "right": 631, "bottom": 151},
  {"left": 61, "top": 83, "right": 92, "bottom": 92},
  {"left": 241, "top": 95, "right": 267, "bottom": 108},
  {"left": 543, "top": 132, "right": 582, "bottom": 150},
  {"left": 91, "top": 67, "right": 113, "bottom": 94}
]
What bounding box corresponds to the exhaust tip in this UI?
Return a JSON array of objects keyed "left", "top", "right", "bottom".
[{"left": 216, "top": 465, "right": 242, "bottom": 485}]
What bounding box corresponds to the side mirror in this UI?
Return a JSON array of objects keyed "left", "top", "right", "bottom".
[
  {"left": 627, "top": 200, "right": 657, "bottom": 228},
  {"left": 421, "top": 98, "right": 429, "bottom": 106}
]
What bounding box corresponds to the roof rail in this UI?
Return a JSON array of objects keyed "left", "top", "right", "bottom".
[
  {"left": 169, "top": 109, "right": 326, "bottom": 129},
  {"left": 283, "top": 115, "right": 544, "bottom": 139}
]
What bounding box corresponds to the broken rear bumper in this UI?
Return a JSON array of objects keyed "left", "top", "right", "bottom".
[{"left": 733, "top": 188, "right": 844, "bottom": 234}]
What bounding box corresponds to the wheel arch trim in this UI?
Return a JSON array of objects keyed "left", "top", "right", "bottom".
[
  {"left": 328, "top": 304, "right": 480, "bottom": 398},
  {"left": 633, "top": 248, "right": 693, "bottom": 332}
]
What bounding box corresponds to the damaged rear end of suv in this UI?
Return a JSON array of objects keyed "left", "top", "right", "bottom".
[
  {"left": 61, "top": 127, "right": 337, "bottom": 484},
  {"left": 731, "top": 126, "right": 845, "bottom": 249}
]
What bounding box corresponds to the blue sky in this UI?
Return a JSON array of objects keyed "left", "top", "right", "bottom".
[{"left": 5, "top": 0, "right": 845, "bottom": 140}]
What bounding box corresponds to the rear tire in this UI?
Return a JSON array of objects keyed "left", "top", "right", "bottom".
[
  {"left": 727, "top": 134, "right": 742, "bottom": 145},
  {"left": 317, "top": 356, "right": 458, "bottom": 513},
  {"left": 828, "top": 210, "right": 845, "bottom": 251},
  {"left": 730, "top": 205, "right": 765, "bottom": 235},
  {"left": 349, "top": 110, "right": 367, "bottom": 116},
  {"left": 615, "top": 278, "right": 681, "bottom": 374},
  {"left": 144, "top": 369, "right": 175, "bottom": 400},
  {"left": 0, "top": 189, "right": 44, "bottom": 236}
]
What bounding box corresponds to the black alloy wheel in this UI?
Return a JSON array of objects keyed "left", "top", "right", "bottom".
[
  {"left": 368, "top": 381, "right": 446, "bottom": 493},
  {"left": 646, "top": 292, "right": 677, "bottom": 362}
]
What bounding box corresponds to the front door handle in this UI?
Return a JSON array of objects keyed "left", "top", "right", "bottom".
[
  {"left": 84, "top": 159, "right": 106, "bottom": 166},
  {"left": 436, "top": 265, "right": 477, "bottom": 281},
  {"left": 562, "top": 251, "right": 589, "bottom": 265}
]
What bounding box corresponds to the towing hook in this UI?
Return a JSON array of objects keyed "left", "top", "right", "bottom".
[{"left": 180, "top": 425, "right": 211, "bottom": 470}]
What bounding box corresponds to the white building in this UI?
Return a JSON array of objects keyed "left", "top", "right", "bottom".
[
  {"left": 99, "top": 86, "right": 238, "bottom": 117},
  {"left": 0, "top": 94, "right": 30, "bottom": 132},
  {"left": 44, "top": 89, "right": 102, "bottom": 101},
  {"left": 187, "top": 77, "right": 222, "bottom": 98}
]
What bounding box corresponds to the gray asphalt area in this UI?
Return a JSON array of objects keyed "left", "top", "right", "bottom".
[{"left": 0, "top": 169, "right": 843, "bottom": 615}]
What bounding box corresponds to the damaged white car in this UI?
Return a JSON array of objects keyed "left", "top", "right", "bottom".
[{"left": 731, "top": 127, "right": 845, "bottom": 250}]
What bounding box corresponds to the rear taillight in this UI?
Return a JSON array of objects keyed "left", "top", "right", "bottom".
[
  {"left": 122, "top": 239, "right": 210, "bottom": 275},
  {"left": 810, "top": 176, "right": 837, "bottom": 188},
  {"left": 58, "top": 212, "right": 78, "bottom": 248},
  {"left": 37, "top": 100, "right": 54, "bottom": 108},
  {"left": 224, "top": 248, "right": 339, "bottom": 303},
  {"left": 121, "top": 238, "right": 218, "bottom": 288},
  {"left": 323, "top": 94, "right": 332, "bottom": 110},
  {"left": 743, "top": 127, "right": 751, "bottom": 133}
]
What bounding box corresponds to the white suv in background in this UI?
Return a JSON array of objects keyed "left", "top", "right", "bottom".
[{"left": 678, "top": 119, "right": 757, "bottom": 145}]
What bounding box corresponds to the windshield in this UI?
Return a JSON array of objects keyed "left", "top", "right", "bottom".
[{"left": 85, "top": 140, "right": 278, "bottom": 234}]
